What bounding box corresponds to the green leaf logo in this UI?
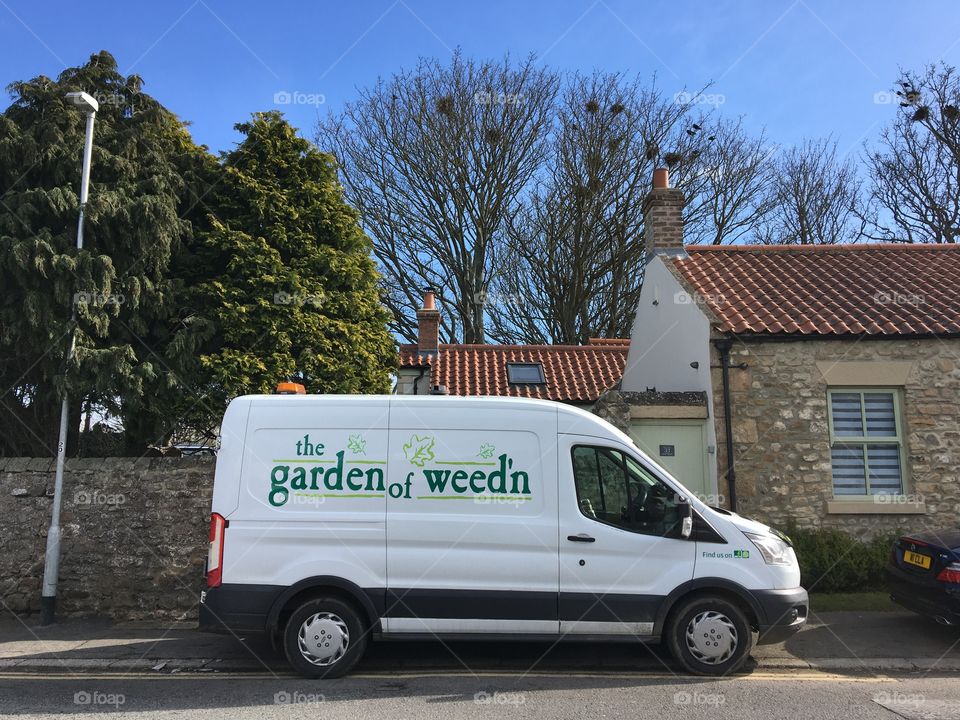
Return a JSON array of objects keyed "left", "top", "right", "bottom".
[
  {"left": 403, "top": 434, "right": 435, "bottom": 467},
  {"left": 477, "top": 443, "right": 495, "bottom": 459},
  {"left": 347, "top": 434, "right": 366, "bottom": 455}
]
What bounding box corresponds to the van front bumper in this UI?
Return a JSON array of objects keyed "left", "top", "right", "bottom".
[
  {"left": 751, "top": 587, "right": 809, "bottom": 644},
  {"left": 199, "top": 584, "right": 282, "bottom": 634}
]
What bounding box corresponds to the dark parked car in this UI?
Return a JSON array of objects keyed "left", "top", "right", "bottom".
[{"left": 886, "top": 528, "right": 960, "bottom": 626}]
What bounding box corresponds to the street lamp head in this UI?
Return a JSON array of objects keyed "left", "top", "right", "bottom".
[{"left": 65, "top": 91, "right": 99, "bottom": 113}]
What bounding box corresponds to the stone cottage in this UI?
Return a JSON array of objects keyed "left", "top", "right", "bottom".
[{"left": 605, "top": 168, "right": 960, "bottom": 535}]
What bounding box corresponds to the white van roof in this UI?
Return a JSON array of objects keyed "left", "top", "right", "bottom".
[{"left": 233, "top": 394, "right": 625, "bottom": 440}]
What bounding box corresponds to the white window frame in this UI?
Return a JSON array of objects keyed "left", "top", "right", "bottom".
[{"left": 826, "top": 387, "right": 907, "bottom": 499}]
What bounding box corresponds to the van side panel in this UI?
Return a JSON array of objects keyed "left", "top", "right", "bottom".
[
  {"left": 220, "top": 397, "right": 389, "bottom": 595},
  {"left": 384, "top": 400, "right": 559, "bottom": 633}
]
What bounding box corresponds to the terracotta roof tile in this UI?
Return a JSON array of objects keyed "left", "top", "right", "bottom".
[
  {"left": 672, "top": 244, "right": 960, "bottom": 336},
  {"left": 398, "top": 342, "right": 629, "bottom": 403}
]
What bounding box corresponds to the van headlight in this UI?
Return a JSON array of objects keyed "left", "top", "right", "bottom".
[{"left": 744, "top": 531, "right": 795, "bottom": 566}]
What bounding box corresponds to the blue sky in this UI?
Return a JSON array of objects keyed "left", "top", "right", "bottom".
[{"left": 3, "top": 0, "right": 960, "bottom": 157}]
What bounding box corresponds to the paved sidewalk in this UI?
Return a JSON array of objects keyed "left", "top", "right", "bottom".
[{"left": 0, "top": 610, "right": 958, "bottom": 675}]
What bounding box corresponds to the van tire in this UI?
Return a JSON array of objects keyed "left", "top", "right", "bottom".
[
  {"left": 283, "top": 596, "right": 367, "bottom": 678},
  {"left": 666, "top": 595, "right": 753, "bottom": 676}
]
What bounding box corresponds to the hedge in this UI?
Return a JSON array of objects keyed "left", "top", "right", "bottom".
[{"left": 786, "top": 527, "right": 900, "bottom": 593}]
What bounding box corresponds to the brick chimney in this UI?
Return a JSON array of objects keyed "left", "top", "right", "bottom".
[
  {"left": 642, "top": 167, "right": 686, "bottom": 258},
  {"left": 416, "top": 288, "right": 440, "bottom": 356}
]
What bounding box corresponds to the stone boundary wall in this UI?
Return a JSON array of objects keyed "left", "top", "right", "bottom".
[{"left": 1, "top": 457, "right": 214, "bottom": 620}]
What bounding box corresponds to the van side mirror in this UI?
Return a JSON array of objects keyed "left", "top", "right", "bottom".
[{"left": 678, "top": 498, "right": 693, "bottom": 539}]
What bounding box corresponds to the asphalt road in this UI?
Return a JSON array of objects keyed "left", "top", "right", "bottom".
[{"left": 1, "top": 670, "right": 959, "bottom": 719}]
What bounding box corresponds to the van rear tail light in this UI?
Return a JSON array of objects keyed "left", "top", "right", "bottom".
[
  {"left": 936, "top": 562, "right": 960, "bottom": 584},
  {"left": 206, "top": 513, "right": 227, "bottom": 588}
]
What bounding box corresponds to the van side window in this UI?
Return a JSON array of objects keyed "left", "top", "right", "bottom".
[{"left": 571, "top": 445, "right": 682, "bottom": 537}]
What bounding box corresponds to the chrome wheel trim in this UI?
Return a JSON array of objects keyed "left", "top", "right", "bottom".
[
  {"left": 685, "top": 610, "right": 738, "bottom": 665},
  {"left": 297, "top": 612, "right": 349, "bottom": 666}
]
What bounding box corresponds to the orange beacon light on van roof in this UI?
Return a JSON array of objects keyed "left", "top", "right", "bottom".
[{"left": 275, "top": 382, "right": 306, "bottom": 395}]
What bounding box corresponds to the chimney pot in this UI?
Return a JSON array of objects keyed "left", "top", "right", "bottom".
[
  {"left": 653, "top": 167, "right": 669, "bottom": 189},
  {"left": 422, "top": 288, "right": 435, "bottom": 310}
]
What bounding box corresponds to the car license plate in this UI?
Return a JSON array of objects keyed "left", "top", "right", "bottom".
[{"left": 904, "top": 550, "right": 931, "bottom": 569}]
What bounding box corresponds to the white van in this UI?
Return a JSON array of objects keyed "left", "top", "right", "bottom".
[{"left": 199, "top": 394, "right": 807, "bottom": 677}]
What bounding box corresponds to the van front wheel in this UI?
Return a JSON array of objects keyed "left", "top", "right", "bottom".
[
  {"left": 283, "top": 597, "right": 367, "bottom": 678},
  {"left": 666, "top": 595, "right": 753, "bottom": 676}
]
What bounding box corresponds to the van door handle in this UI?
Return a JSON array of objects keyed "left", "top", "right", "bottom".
[{"left": 567, "top": 534, "right": 595, "bottom": 543}]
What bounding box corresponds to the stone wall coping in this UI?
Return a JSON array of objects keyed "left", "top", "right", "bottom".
[
  {"left": 0, "top": 456, "right": 215, "bottom": 473},
  {"left": 630, "top": 405, "right": 709, "bottom": 420},
  {"left": 620, "top": 390, "right": 707, "bottom": 406}
]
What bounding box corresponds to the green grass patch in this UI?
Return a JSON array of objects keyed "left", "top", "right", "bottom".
[{"left": 809, "top": 591, "right": 898, "bottom": 613}]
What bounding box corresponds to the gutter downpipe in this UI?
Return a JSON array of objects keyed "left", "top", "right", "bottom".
[{"left": 714, "top": 338, "right": 738, "bottom": 513}]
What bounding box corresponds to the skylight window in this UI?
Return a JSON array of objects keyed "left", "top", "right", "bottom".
[{"left": 507, "top": 362, "right": 546, "bottom": 385}]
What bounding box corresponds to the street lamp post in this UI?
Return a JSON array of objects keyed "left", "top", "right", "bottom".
[{"left": 40, "top": 91, "right": 99, "bottom": 626}]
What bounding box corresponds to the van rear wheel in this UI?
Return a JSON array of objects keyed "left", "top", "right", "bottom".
[
  {"left": 666, "top": 595, "right": 753, "bottom": 676},
  {"left": 283, "top": 596, "right": 367, "bottom": 678}
]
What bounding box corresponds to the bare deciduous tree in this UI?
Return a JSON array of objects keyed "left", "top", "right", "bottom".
[
  {"left": 487, "top": 85, "right": 780, "bottom": 343},
  {"left": 320, "top": 57, "right": 786, "bottom": 345},
  {"left": 683, "top": 118, "right": 776, "bottom": 246},
  {"left": 864, "top": 64, "right": 960, "bottom": 243},
  {"left": 316, "top": 52, "right": 559, "bottom": 343},
  {"left": 487, "top": 75, "right": 714, "bottom": 344},
  {"left": 757, "top": 138, "right": 864, "bottom": 244}
]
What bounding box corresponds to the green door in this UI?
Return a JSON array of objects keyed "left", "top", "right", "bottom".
[{"left": 629, "top": 420, "right": 710, "bottom": 500}]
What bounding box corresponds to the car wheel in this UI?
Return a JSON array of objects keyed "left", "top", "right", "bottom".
[
  {"left": 666, "top": 595, "right": 753, "bottom": 676},
  {"left": 283, "top": 596, "right": 368, "bottom": 678}
]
